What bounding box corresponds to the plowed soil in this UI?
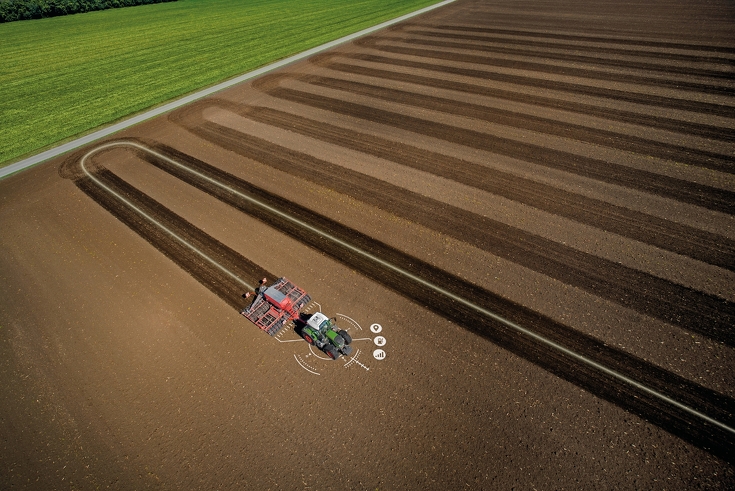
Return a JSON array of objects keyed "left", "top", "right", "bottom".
[{"left": 2, "top": 0, "right": 735, "bottom": 489}]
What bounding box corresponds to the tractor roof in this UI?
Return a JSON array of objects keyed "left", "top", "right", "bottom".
[{"left": 307, "top": 312, "right": 330, "bottom": 331}]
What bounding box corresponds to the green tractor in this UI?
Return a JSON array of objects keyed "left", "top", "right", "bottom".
[{"left": 299, "top": 312, "right": 353, "bottom": 359}]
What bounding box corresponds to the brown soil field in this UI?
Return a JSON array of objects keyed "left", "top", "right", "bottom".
[{"left": 2, "top": 0, "right": 735, "bottom": 489}]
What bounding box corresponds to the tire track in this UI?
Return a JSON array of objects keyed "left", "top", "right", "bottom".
[
  {"left": 190, "top": 101, "right": 735, "bottom": 271},
  {"left": 169, "top": 114, "right": 735, "bottom": 346},
  {"left": 445, "top": 6, "right": 734, "bottom": 43},
  {"left": 408, "top": 24, "right": 735, "bottom": 54},
  {"left": 394, "top": 37, "right": 732, "bottom": 80},
  {"left": 336, "top": 52, "right": 735, "bottom": 119},
  {"left": 77, "top": 140, "right": 735, "bottom": 464},
  {"left": 401, "top": 28, "right": 735, "bottom": 66},
  {"left": 311, "top": 54, "right": 734, "bottom": 142},
  {"left": 251, "top": 74, "right": 735, "bottom": 214},
  {"left": 302, "top": 74, "right": 735, "bottom": 174},
  {"left": 355, "top": 38, "right": 735, "bottom": 97}
]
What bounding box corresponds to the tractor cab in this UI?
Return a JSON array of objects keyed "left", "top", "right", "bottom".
[{"left": 306, "top": 312, "right": 332, "bottom": 333}]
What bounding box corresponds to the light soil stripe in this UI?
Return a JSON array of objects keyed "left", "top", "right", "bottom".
[
  {"left": 0, "top": 0, "right": 456, "bottom": 180},
  {"left": 83, "top": 140, "right": 735, "bottom": 438},
  {"left": 249, "top": 87, "right": 735, "bottom": 236}
]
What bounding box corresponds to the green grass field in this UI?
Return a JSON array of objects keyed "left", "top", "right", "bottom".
[{"left": 0, "top": 0, "right": 437, "bottom": 167}]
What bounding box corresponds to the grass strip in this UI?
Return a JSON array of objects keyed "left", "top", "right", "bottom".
[{"left": 0, "top": 0, "right": 437, "bottom": 167}]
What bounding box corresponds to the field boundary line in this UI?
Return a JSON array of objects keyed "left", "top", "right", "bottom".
[{"left": 0, "top": 0, "right": 455, "bottom": 180}]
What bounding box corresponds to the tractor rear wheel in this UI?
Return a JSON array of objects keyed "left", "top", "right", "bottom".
[
  {"left": 339, "top": 330, "right": 353, "bottom": 345},
  {"left": 303, "top": 332, "right": 314, "bottom": 345}
]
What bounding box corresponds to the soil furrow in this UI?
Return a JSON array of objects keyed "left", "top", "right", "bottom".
[
  {"left": 446, "top": 10, "right": 735, "bottom": 43},
  {"left": 401, "top": 29, "right": 735, "bottom": 66},
  {"left": 195, "top": 101, "right": 735, "bottom": 271},
  {"left": 175, "top": 120, "right": 735, "bottom": 345},
  {"left": 395, "top": 36, "right": 732, "bottom": 79},
  {"left": 407, "top": 24, "right": 735, "bottom": 54},
  {"left": 314, "top": 56, "right": 734, "bottom": 142},
  {"left": 341, "top": 53, "right": 735, "bottom": 118},
  {"left": 304, "top": 74, "right": 735, "bottom": 174},
  {"left": 356, "top": 38, "right": 735, "bottom": 97},
  {"left": 250, "top": 76, "right": 735, "bottom": 214}
]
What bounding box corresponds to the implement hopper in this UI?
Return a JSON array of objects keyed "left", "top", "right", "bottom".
[{"left": 241, "top": 277, "right": 311, "bottom": 336}]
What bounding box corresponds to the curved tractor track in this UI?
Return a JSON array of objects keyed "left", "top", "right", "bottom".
[
  {"left": 63, "top": 139, "right": 735, "bottom": 462},
  {"left": 60, "top": 144, "right": 271, "bottom": 312}
]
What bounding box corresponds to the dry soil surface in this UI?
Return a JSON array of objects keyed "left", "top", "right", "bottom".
[{"left": 2, "top": 0, "right": 735, "bottom": 489}]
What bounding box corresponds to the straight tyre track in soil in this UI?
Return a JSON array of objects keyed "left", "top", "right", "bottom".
[
  {"left": 399, "top": 28, "right": 735, "bottom": 68},
  {"left": 311, "top": 54, "right": 735, "bottom": 142},
  {"left": 183, "top": 100, "right": 735, "bottom": 272},
  {"left": 332, "top": 52, "right": 735, "bottom": 119},
  {"left": 300, "top": 73, "right": 735, "bottom": 174},
  {"left": 393, "top": 36, "right": 733, "bottom": 81},
  {"left": 169, "top": 111, "right": 735, "bottom": 346},
  {"left": 409, "top": 25, "right": 735, "bottom": 54},
  {"left": 449, "top": 14, "right": 728, "bottom": 43},
  {"left": 65, "top": 139, "right": 735, "bottom": 463},
  {"left": 355, "top": 37, "right": 735, "bottom": 97},
  {"left": 250, "top": 74, "right": 735, "bottom": 214}
]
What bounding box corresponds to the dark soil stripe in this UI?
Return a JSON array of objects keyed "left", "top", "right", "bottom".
[
  {"left": 251, "top": 75, "right": 735, "bottom": 214},
  {"left": 71, "top": 167, "right": 270, "bottom": 312},
  {"left": 402, "top": 28, "right": 735, "bottom": 66},
  {"left": 339, "top": 53, "right": 735, "bottom": 119},
  {"left": 395, "top": 36, "right": 732, "bottom": 80},
  {"left": 172, "top": 117, "right": 735, "bottom": 346},
  {"left": 303, "top": 74, "right": 735, "bottom": 174},
  {"left": 138, "top": 142, "right": 735, "bottom": 464},
  {"left": 313, "top": 56, "right": 735, "bottom": 142},
  {"left": 355, "top": 38, "right": 735, "bottom": 97},
  {"left": 443, "top": 12, "right": 734, "bottom": 44},
  {"left": 407, "top": 24, "right": 735, "bottom": 54},
  {"left": 203, "top": 101, "right": 735, "bottom": 271}
]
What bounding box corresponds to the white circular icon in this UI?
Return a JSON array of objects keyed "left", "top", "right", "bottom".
[
  {"left": 373, "top": 349, "right": 386, "bottom": 360},
  {"left": 370, "top": 323, "right": 382, "bottom": 334},
  {"left": 374, "top": 336, "right": 386, "bottom": 347}
]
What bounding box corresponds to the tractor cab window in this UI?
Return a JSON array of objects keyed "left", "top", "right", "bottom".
[{"left": 319, "top": 318, "right": 332, "bottom": 331}]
